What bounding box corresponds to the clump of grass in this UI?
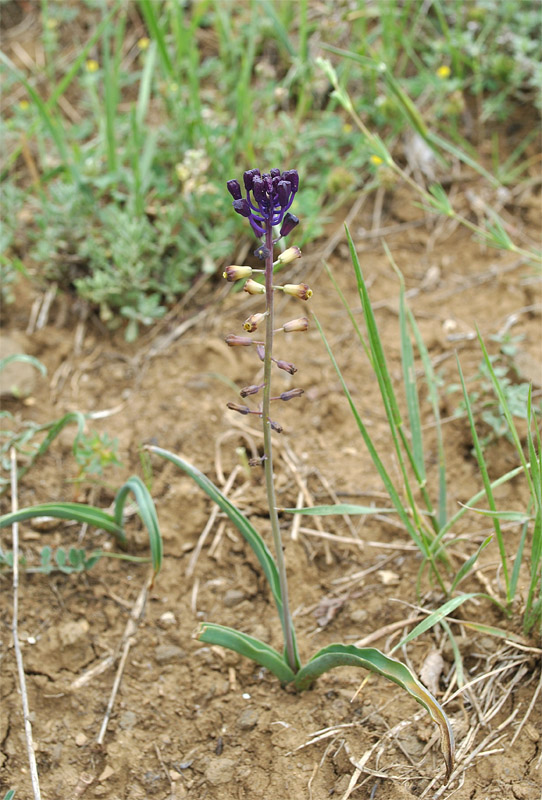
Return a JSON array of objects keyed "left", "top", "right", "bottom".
[
  {"left": 305, "top": 228, "right": 541, "bottom": 640},
  {"left": 149, "top": 168, "right": 454, "bottom": 781}
]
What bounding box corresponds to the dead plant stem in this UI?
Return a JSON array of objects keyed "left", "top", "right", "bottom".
[{"left": 10, "top": 447, "right": 42, "bottom": 800}]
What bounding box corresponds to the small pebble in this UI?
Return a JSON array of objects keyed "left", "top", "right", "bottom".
[
  {"left": 223, "top": 589, "right": 245, "bottom": 608},
  {"left": 75, "top": 733, "right": 87, "bottom": 747},
  {"left": 154, "top": 644, "right": 186, "bottom": 664},
  {"left": 237, "top": 706, "right": 259, "bottom": 731}
]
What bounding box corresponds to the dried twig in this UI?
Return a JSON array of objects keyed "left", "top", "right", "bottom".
[
  {"left": 96, "top": 577, "right": 150, "bottom": 744},
  {"left": 10, "top": 448, "right": 42, "bottom": 800}
]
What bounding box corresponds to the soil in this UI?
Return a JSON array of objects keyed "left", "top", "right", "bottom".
[{"left": 1, "top": 174, "right": 541, "bottom": 800}]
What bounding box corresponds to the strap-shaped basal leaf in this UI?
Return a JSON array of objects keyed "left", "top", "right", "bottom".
[
  {"left": 0, "top": 476, "right": 162, "bottom": 576},
  {"left": 114, "top": 476, "right": 162, "bottom": 575},
  {"left": 199, "top": 622, "right": 296, "bottom": 684},
  {"left": 294, "top": 644, "right": 454, "bottom": 779},
  {"left": 148, "top": 446, "right": 283, "bottom": 613},
  {"left": 0, "top": 503, "right": 124, "bottom": 538}
]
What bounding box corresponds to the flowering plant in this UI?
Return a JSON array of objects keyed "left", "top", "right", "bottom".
[{"left": 149, "top": 168, "right": 454, "bottom": 780}]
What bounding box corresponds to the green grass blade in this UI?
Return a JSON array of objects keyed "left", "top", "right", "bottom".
[
  {"left": 408, "top": 308, "right": 447, "bottom": 528},
  {"left": 294, "top": 643, "right": 454, "bottom": 779},
  {"left": 136, "top": 40, "right": 157, "bottom": 128},
  {"left": 198, "top": 622, "right": 295, "bottom": 684},
  {"left": 282, "top": 504, "right": 396, "bottom": 515},
  {"left": 138, "top": 0, "right": 174, "bottom": 78},
  {"left": 0, "top": 51, "right": 80, "bottom": 185},
  {"left": 391, "top": 594, "right": 480, "bottom": 652},
  {"left": 313, "top": 313, "right": 426, "bottom": 555},
  {"left": 449, "top": 536, "right": 493, "bottom": 593},
  {"left": 477, "top": 329, "right": 533, "bottom": 495},
  {"left": 395, "top": 261, "right": 425, "bottom": 480},
  {"left": 114, "top": 476, "right": 162, "bottom": 575},
  {"left": 148, "top": 446, "right": 282, "bottom": 613},
  {"left": 13, "top": 411, "right": 86, "bottom": 487}
]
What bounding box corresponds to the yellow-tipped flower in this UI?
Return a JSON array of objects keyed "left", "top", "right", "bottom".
[
  {"left": 282, "top": 317, "right": 309, "bottom": 332},
  {"left": 137, "top": 37, "right": 150, "bottom": 50},
  {"left": 276, "top": 246, "right": 302, "bottom": 265},
  {"left": 86, "top": 59, "right": 99, "bottom": 73},
  {"left": 370, "top": 155, "right": 384, "bottom": 166},
  {"left": 437, "top": 65, "right": 451, "bottom": 79},
  {"left": 280, "top": 283, "right": 313, "bottom": 301},
  {"left": 243, "top": 313, "right": 266, "bottom": 332},
  {"left": 223, "top": 265, "right": 253, "bottom": 282},
  {"left": 243, "top": 279, "right": 266, "bottom": 295}
]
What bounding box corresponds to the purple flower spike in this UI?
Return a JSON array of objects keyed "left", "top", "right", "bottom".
[{"left": 227, "top": 168, "right": 300, "bottom": 240}]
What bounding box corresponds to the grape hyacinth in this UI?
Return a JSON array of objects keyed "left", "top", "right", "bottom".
[{"left": 222, "top": 167, "right": 311, "bottom": 672}]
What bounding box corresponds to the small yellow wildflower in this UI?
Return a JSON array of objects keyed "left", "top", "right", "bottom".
[
  {"left": 137, "top": 37, "right": 150, "bottom": 50},
  {"left": 370, "top": 155, "right": 384, "bottom": 166},
  {"left": 45, "top": 18, "right": 58, "bottom": 29},
  {"left": 343, "top": 123, "right": 353, "bottom": 134},
  {"left": 437, "top": 65, "right": 451, "bottom": 79},
  {"left": 19, "top": 100, "right": 30, "bottom": 111},
  {"left": 86, "top": 59, "right": 99, "bottom": 73}
]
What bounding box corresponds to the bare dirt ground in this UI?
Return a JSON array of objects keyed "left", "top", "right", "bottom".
[{"left": 1, "top": 161, "right": 541, "bottom": 798}]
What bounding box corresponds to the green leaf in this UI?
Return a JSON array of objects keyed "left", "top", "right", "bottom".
[
  {"left": 282, "top": 504, "right": 395, "bottom": 516},
  {"left": 198, "top": 623, "right": 296, "bottom": 685},
  {"left": 0, "top": 354, "right": 47, "bottom": 376},
  {"left": 450, "top": 536, "right": 493, "bottom": 593},
  {"left": 460, "top": 505, "right": 532, "bottom": 524},
  {"left": 148, "top": 446, "right": 283, "bottom": 614},
  {"left": 114, "top": 476, "right": 162, "bottom": 575},
  {"left": 392, "top": 594, "right": 479, "bottom": 652},
  {"left": 0, "top": 503, "right": 124, "bottom": 538},
  {"left": 294, "top": 643, "right": 454, "bottom": 779}
]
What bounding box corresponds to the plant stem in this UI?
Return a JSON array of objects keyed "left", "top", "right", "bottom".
[{"left": 262, "top": 221, "right": 298, "bottom": 673}]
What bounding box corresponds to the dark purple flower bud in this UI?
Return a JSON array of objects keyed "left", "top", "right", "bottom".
[
  {"left": 244, "top": 169, "right": 260, "bottom": 192},
  {"left": 248, "top": 456, "right": 265, "bottom": 467},
  {"left": 282, "top": 170, "right": 299, "bottom": 193},
  {"left": 254, "top": 244, "right": 270, "bottom": 260},
  {"left": 270, "top": 168, "right": 281, "bottom": 178},
  {"left": 277, "top": 180, "right": 290, "bottom": 207},
  {"left": 274, "top": 359, "right": 297, "bottom": 375},
  {"left": 270, "top": 419, "right": 283, "bottom": 433},
  {"left": 233, "top": 198, "right": 251, "bottom": 217},
  {"left": 279, "top": 388, "right": 304, "bottom": 401},
  {"left": 256, "top": 344, "right": 265, "bottom": 362},
  {"left": 240, "top": 383, "right": 265, "bottom": 398},
  {"left": 227, "top": 402, "right": 251, "bottom": 415},
  {"left": 279, "top": 212, "right": 299, "bottom": 237},
  {"left": 227, "top": 179, "right": 242, "bottom": 200},
  {"left": 252, "top": 176, "right": 266, "bottom": 204}
]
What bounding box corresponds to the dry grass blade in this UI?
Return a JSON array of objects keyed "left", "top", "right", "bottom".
[
  {"left": 96, "top": 576, "right": 150, "bottom": 745},
  {"left": 10, "top": 448, "right": 42, "bottom": 800}
]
